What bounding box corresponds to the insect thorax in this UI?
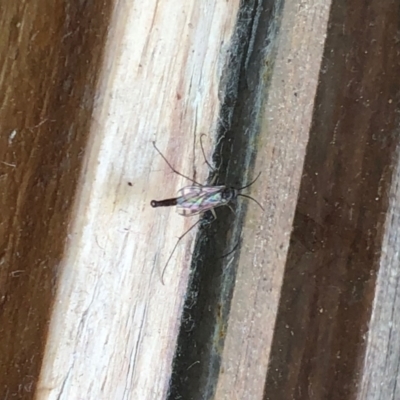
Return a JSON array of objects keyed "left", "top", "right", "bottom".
[
  {"left": 200, "top": 187, "right": 236, "bottom": 208},
  {"left": 221, "top": 187, "right": 237, "bottom": 203}
]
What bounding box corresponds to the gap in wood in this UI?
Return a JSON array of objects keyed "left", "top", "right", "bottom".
[{"left": 168, "top": 0, "right": 284, "bottom": 398}]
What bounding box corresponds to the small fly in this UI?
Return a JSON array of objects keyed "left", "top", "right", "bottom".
[{"left": 150, "top": 137, "right": 263, "bottom": 284}]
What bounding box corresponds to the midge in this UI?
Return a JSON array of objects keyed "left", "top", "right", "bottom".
[{"left": 151, "top": 137, "right": 263, "bottom": 284}]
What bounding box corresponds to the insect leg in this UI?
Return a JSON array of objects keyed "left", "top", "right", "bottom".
[
  {"left": 227, "top": 203, "right": 236, "bottom": 215},
  {"left": 220, "top": 236, "right": 242, "bottom": 259},
  {"left": 160, "top": 218, "right": 202, "bottom": 285},
  {"left": 160, "top": 208, "right": 218, "bottom": 284},
  {"left": 200, "top": 134, "right": 220, "bottom": 186},
  {"left": 237, "top": 193, "right": 264, "bottom": 211},
  {"left": 236, "top": 171, "right": 262, "bottom": 190},
  {"left": 200, "top": 134, "right": 216, "bottom": 173},
  {"left": 152, "top": 141, "right": 202, "bottom": 186}
]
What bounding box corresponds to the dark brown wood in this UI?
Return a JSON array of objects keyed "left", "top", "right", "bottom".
[
  {"left": 0, "top": 1, "right": 113, "bottom": 398},
  {"left": 264, "top": 0, "right": 400, "bottom": 399}
]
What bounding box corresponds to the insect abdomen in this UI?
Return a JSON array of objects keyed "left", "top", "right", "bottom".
[{"left": 151, "top": 198, "right": 179, "bottom": 208}]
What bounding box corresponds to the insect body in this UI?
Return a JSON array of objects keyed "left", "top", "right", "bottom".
[
  {"left": 150, "top": 140, "right": 263, "bottom": 284},
  {"left": 151, "top": 185, "right": 238, "bottom": 216}
]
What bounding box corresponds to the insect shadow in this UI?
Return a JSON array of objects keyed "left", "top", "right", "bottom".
[{"left": 150, "top": 135, "right": 264, "bottom": 284}]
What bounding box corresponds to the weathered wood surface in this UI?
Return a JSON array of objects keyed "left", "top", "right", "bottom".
[
  {"left": 212, "top": 1, "right": 332, "bottom": 399},
  {"left": 1, "top": 0, "right": 400, "bottom": 399},
  {"left": 263, "top": 0, "right": 400, "bottom": 399},
  {"left": 34, "top": 1, "right": 243, "bottom": 399},
  {"left": 0, "top": 0, "right": 113, "bottom": 398}
]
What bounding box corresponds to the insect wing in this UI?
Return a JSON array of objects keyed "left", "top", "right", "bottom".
[{"left": 176, "top": 185, "right": 227, "bottom": 216}]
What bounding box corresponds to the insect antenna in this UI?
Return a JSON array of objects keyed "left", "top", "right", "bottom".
[
  {"left": 237, "top": 193, "right": 264, "bottom": 211},
  {"left": 160, "top": 219, "right": 202, "bottom": 285},
  {"left": 152, "top": 141, "right": 202, "bottom": 186},
  {"left": 220, "top": 237, "right": 242, "bottom": 259},
  {"left": 200, "top": 134, "right": 216, "bottom": 173},
  {"left": 235, "top": 171, "right": 264, "bottom": 210},
  {"left": 236, "top": 171, "right": 262, "bottom": 191}
]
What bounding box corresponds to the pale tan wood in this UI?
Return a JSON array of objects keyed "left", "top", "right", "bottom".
[
  {"left": 214, "top": 0, "right": 332, "bottom": 399},
  {"left": 36, "top": 1, "right": 242, "bottom": 399}
]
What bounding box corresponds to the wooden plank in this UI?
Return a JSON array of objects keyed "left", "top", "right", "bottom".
[
  {"left": 34, "top": 1, "right": 243, "bottom": 399},
  {"left": 0, "top": 1, "right": 113, "bottom": 398},
  {"left": 3, "top": 0, "right": 399, "bottom": 398},
  {"left": 212, "top": 1, "right": 332, "bottom": 399},
  {"left": 263, "top": 0, "right": 400, "bottom": 399}
]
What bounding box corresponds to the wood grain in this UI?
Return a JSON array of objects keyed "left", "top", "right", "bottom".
[
  {"left": 213, "top": 0, "right": 332, "bottom": 398},
  {"left": 2, "top": 0, "right": 400, "bottom": 399},
  {"left": 0, "top": 1, "right": 112, "bottom": 398},
  {"left": 264, "top": 0, "right": 400, "bottom": 399},
  {"left": 34, "top": 1, "right": 242, "bottom": 399}
]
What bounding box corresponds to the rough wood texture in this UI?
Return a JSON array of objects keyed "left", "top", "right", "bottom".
[
  {"left": 213, "top": 0, "right": 332, "bottom": 399},
  {"left": 264, "top": 0, "right": 400, "bottom": 399},
  {"left": 0, "top": 1, "right": 113, "bottom": 398},
  {"left": 2, "top": 0, "right": 400, "bottom": 399},
  {"left": 34, "top": 1, "right": 243, "bottom": 399}
]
